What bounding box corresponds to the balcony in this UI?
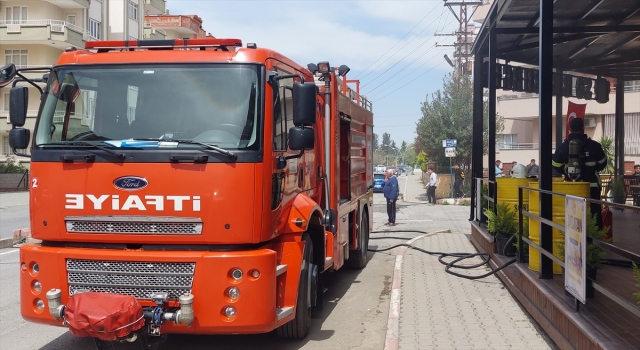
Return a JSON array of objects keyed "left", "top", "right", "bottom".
[
  {"left": 42, "top": 0, "right": 90, "bottom": 8},
  {"left": 144, "top": 0, "right": 167, "bottom": 16},
  {"left": 0, "top": 20, "right": 90, "bottom": 49}
]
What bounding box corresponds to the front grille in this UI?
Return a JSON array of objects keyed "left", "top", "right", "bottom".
[
  {"left": 65, "top": 216, "right": 202, "bottom": 235},
  {"left": 66, "top": 259, "right": 195, "bottom": 300}
]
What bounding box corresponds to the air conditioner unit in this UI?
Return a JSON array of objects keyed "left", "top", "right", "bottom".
[{"left": 584, "top": 117, "right": 596, "bottom": 128}]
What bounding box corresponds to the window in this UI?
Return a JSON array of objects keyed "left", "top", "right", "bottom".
[
  {"left": 5, "top": 50, "right": 27, "bottom": 67},
  {"left": 5, "top": 6, "right": 27, "bottom": 24},
  {"left": 66, "top": 14, "right": 76, "bottom": 26},
  {"left": 272, "top": 70, "right": 294, "bottom": 151},
  {"left": 1, "top": 136, "right": 10, "bottom": 156},
  {"left": 497, "top": 134, "right": 518, "bottom": 149},
  {"left": 3, "top": 93, "right": 9, "bottom": 112},
  {"left": 128, "top": 1, "right": 138, "bottom": 20},
  {"left": 89, "top": 19, "right": 101, "bottom": 39}
]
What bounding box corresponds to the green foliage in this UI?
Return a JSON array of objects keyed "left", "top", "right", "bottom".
[
  {"left": 0, "top": 156, "right": 28, "bottom": 174},
  {"left": 458, "top": 199, "right": 471, "bottom": 206},
  {"left": 611, "top": 176, "right": 626, "bottom": 204},
  {"left": 484, "top": 202, "right": 518, "bottom": 238},
  {"left": 557, "top": 208, "right": 608, "bottom": 270},
  {"left": 632, "top": 262, "right": 640, "bottom": 306},
  {"left": 598, "top": 136, "right": 615, "bottom": 174},
  {"left": 372, "top": 133, "right": 379, "bottom": 152},
  {"left": 415, "top": 151, "right": 428, "bottom": 172},
  {"left": 414, "top": 73, "right": 504, "bottom": 169}
]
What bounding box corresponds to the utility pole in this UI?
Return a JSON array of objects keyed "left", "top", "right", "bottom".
[{"left": 436, "top": 1, "right": 484, "bottom": 86}]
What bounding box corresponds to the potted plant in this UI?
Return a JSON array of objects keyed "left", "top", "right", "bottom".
[
  {"left": 610, "top": 176, "right": 626, "bottom": 207},
  {"left": 485, "top": 202, "right": 518, "bottom": 256},
  {"left": 513, "top": 205, "right": 530, "bottom": 262},
  {"left": 557, "top": 208, "right": 608, "bottom": 298}
]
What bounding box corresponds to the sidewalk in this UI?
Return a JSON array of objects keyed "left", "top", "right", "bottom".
[
  {"left": 401, "top": 171, "right": 470, "bottom": 205},
  {"left": 380, "top": 174, "right": 555, "bottom": 350}
]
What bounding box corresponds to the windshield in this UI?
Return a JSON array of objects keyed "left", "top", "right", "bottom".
[{"left": 35, "top": 64, "right": 261, "bottom": 150}]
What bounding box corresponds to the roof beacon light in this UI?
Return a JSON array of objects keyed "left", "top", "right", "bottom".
[
  {"left": 317, "top": 62, "right": 331, "bottom": 74},
  {"left": 85, "top": 38, "right": 243, "bottom": 50}
]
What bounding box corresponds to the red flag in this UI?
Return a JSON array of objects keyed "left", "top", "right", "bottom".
[{"left": 565, "top": 101, "right": 587, "bottom": 140}]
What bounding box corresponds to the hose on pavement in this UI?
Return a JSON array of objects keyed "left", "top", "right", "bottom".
[{"left": 368, "top": 230, "right": 517, "bottom": 280}]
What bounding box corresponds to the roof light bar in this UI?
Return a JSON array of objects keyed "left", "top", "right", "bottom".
[{"left": 85, "top": 38, "right": 243, "bottom": 50}]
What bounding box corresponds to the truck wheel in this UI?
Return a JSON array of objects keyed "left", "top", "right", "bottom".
[
  {"left": 277, "top": 233, "right": 313, "bottom": 339},
  {"left": 346, "top": 211, "right": 369, "bottom": 269}
]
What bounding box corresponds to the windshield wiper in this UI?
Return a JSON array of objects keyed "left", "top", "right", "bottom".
[
  {"left": 44, "top": 141, "right": 126, "bottom": 159},
  {"left": 131, "top": 138, "right": 238, "bottom": 161}
]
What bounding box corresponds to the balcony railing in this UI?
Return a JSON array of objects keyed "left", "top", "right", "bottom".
[
  {"left": 0, "top": 19, "right": 90, "bottom": 38},
  {"left": 497, "top": 142, "right": 557, "bottom": 150},
  {"left": 2, "top": 110, "right": 38, "bottom": 123}
]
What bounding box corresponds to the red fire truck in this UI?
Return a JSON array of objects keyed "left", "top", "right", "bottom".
[{"left": 1, "top": 38, "right": 373, "bottom": 349}]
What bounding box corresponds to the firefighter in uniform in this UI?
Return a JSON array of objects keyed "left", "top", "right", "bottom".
[{"left": 552, "top": 118, "right": 608, "bottom": 229}]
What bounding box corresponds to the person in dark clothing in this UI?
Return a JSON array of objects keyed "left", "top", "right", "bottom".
[
  {"left": 552, "top": 118, "right": 607, "bottom": 228},
  {"left": 453, "top": 164, "right": 464, "bottom": 199},
  {"left": 383, "top": 169, "right": 399, "bottom": 226}
]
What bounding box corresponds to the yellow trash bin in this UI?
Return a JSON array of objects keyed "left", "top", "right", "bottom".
[
  {"left": 528, "top": 181, "right": 590, "bottom": 274},
  {"left": 496, "top": 177, "right": 530, "bottom": 213}
]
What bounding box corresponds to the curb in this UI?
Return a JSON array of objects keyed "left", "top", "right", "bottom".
[{"left": 383, "top": 229, "right": 450, "bottom": 350}]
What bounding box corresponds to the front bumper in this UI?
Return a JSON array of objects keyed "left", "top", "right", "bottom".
[{"left": 20, "top": 243, "right": 280, "bottom": 334}]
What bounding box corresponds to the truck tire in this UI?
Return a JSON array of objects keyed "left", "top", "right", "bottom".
[
  {"left": 346, "top": 211, "right": 369, "bottom": 269},
  {"left": 277, "top": 233, "right": 313, "bottom": 339}
]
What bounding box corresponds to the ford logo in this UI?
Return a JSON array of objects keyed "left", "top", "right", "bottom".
[{"left": 113, "top": 176, "right": 148, "bottom": 191}]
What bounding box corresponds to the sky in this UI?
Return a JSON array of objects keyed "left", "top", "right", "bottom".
[{"left": 164, "top": 0, "right": 461, "bottom": 147}]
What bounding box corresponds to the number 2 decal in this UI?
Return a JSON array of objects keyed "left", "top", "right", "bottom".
[{"left": 32, "top": 177, "right": 38, "bottom": 189}]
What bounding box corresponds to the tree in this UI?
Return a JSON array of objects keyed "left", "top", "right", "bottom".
[
  {"left": 400, "top": 141, "right": 407, "bottom": 153},
  {"left": 381, "top": 132, "right": 392, "bottom": 155},
  {"left": 372, "top": 133, "right": 379, "bottom": 152},
  {"left": 414, "top": 73, "right": 503, "bottom": 170}
]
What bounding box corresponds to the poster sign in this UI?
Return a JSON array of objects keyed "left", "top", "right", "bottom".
[
  {"left": 445, "top": 147, "right": 456, "bottom": 157},
  {"left": 564, "top": 195, "right": 587, "bottom": 303}
]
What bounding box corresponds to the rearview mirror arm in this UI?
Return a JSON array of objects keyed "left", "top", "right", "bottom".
[
  {"left": 14, "top": 72, "right": 44, "bottom": 94},
  {"left": 276, "top": 149, "right": 304, "bottom": 170}
]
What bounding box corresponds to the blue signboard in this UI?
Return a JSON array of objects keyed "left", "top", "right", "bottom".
[{"left": 442, "top": 139, "right": 457, "bottom": 147}]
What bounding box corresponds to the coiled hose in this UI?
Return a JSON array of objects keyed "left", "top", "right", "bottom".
[{"left": 368, "top": 230, "right": 517, "bottom": 280}]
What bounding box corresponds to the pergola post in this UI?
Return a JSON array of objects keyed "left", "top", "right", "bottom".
[
  {"left": 538, "top": 0, "right": 554, "bottom": 280},
  {"left": 615, "top": 78, "right": 625, "bottom": 176},
  {"left": 471, "top": 53, "right": 485, "bottom": 221},
  {"left": 488, "top": 8, "right": 497, "bottom": 187}
]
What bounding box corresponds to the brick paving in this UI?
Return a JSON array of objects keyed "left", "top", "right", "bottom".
[{"left": 383, "top": 171, "right": 555, "bottom": 350}]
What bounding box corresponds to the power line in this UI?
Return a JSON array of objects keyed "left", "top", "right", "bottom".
[
  {"left": 373, "top": 60, "right": 447, "bottom": 102},
  {"left": 356, "top": 1, "right": 443, "bottom": 81}
]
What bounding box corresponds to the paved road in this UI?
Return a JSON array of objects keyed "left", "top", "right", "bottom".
[{"left": 0, "top": 191, "right": 29, "bottom": 240}]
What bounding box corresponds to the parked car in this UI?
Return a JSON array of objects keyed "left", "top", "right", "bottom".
[{"left": 373, "top": 172, "right": 385, "bottom": 192}]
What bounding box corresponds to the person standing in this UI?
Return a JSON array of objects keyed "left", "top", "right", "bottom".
[
  {"left": 526, "top": 159, "right": 539, "bottom": 178},
  {"left": 453, "top": 164, "right": 464, "bottom": 199},
  {"left": 552, "top": 118, "right": 607, "bottom": 229},
  {"left": 495, "top": 160, "right": 504, "bottom": 178},
  {"left": 633, "top": 164, "right": 640, "bottom": 178},
  {"left": 383, "top": 169, "right": 399, "bottom": 226},
  {"left": 426, "top": 167, "right": 438, "bottom": 205}
]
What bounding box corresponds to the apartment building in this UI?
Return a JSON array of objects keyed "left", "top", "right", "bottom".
[
  {"left": 0, "top": 0, "right": 166, "bottom": 163},
  {"left": 470, "top": 1, "right": 640, "bottom": 171}
]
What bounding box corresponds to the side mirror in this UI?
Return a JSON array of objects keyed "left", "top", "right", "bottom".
[
  {"left": 292, "top": 82, "right": 316, "bottom": 127},
  {"left": 288, "top": 127, "right": 314, "bottom": 151},
  {"left": 9, "top": 128, "right": 30, "bottom": 149},
  {"left": 0, "top": 63, "right": 17, "bottom": 87},
  {"left": 10, "top": 86, "right": 28, "bottom": 127}
]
